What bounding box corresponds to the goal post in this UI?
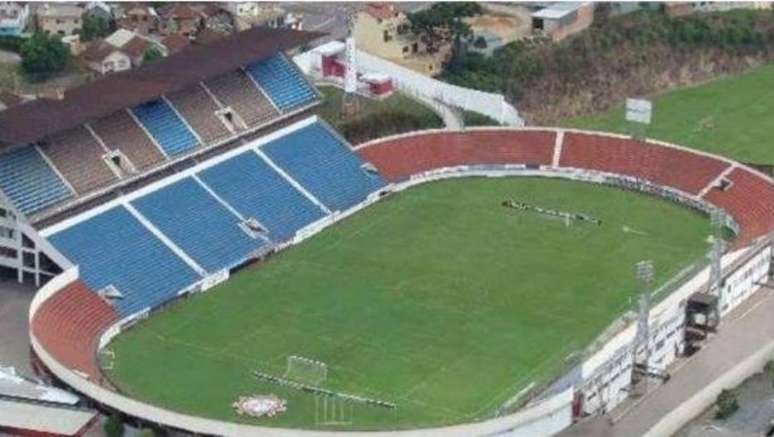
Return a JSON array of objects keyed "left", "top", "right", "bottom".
[{"left": 286, "top": 355, "right": 327, "bottom": 386}]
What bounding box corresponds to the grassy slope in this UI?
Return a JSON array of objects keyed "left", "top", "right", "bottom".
[
  {"left": 562, "top": 63, "right": 774, "bottom": 165},
  {"left": 314, "top": 85, "right": 442, "bottom": 143},
  {"left": 106, "top": 178, "right": 709, "bottom": 430}
]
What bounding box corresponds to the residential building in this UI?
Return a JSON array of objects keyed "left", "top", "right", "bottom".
[
  {"left": 157, "top": 3, "right": 202, "bottom": 37},
  {"left": 531, "top": 2, "right": 594, "bottom": 42},
  {"left": 224, "top": 2, "right": 302, "bottom": 32},
  {"left": 81, "top": 28, "right": 166, "bottom": 75},
  {"left": 353, "top": 2, "right": 447, "bottom": 76},
  {"left": 0, "top": 2, "right": 29, "bottom": 36},
  {"left": 116, "top": 3, "right": 158, "bottom": 35},
  {"left": 196, "top": 4, "right": 233, "bottom": 34},
  {"left": 83, "top": 2, "right": 112, "bottom": 22},
  {"left": 36, "top": 3, "right": 83, "bottom": 36}
]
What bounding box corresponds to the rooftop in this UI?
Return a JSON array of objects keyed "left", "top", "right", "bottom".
[
  {"left": 366, "top": 2, "right": 402, "bottom": 21},
  {"left": 532, "top": 2, "right": 587, "bottom": 20},
  {"left": 0, "top": 399, "right": 96, "bottom": 436},
  {"left": 0, "top": 26, "right": 322, "bottom": 146},
  {"left": 37, "top": 3, "right": 83, "bottom": 18}
]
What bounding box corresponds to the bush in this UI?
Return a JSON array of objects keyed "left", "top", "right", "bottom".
[
  {"left": 463, "top": 110, "right": 500, "bottom": 127},
  {"left": 19, "top": 32, "right": 69, "bottom": 79},
  {"left": 715, "top": 388, "right": 739, "bottom": 420},
  {"left": 0, "top": 36, "right": 24, "bottom": 53},
  {"left": 104, "top": 412, "right": 124, "bottom": 437},
  {"left": 765, "top": 360, "right": 774, "bottom": 386},
  {"left": 339, "top": 110, "right": 442, "bottom": 144},
  {"left": 80, "top": 14, "right": 112, "bottom": 42}
]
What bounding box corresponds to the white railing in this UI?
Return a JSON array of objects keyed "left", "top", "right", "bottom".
[{"left": 294, "top": 47, "right": 523, "bottom": 127}]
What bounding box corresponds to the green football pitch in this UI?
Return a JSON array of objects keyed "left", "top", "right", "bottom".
[
  {"left": 563, "top": 63, "right": 774, "bottom": 165},
  {"left": 104, "top": 177, "right": 710, "bottom": 430}
]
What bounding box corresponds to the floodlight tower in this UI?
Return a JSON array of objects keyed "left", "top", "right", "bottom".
[
  {"left": 342, "top": 10, "right": 360, "bottom": 117},
  {"left": 633, "top": 260, "right": 654, "bottom": 395}
]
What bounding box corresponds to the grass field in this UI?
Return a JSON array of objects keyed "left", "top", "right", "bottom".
[
  {"left": 563, "top": 63, "right": 774, "bottom": 165},
  {"left": 105, "top": 177, "right": 710, "bottom": 430}
]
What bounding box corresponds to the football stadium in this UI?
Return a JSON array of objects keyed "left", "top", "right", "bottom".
[{"left": 0, "top": 26, "right": 771, "bottom": 436}]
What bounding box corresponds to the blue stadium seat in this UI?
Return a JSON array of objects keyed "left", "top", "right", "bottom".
[
  {"left": 198, "top": 151, "right": 325, "bottom": 242},
  {"left": 0, "top": 146, "right": 72, "bottom": 215},
  {"left": 132, "top": 99, "right": 199, "bottom": 157},
  {"left": 132, "top": 178, "right": 267, "bottom": 273},
  {"left": 48, "top": 206, "right": 201, "bottom": 316},
  {"left": 262, "top": 123, "right": 386, "bottom": 211},
  {"left": 244, "top": 53, "right": 317, "bottom": 112}
]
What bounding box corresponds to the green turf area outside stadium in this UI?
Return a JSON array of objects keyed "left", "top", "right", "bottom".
[
  {"left": 104, "top": 177, "right": 710, "bottom": 430},
  {"left": 563, "top": 63, "right": 774, "bottom": 165}
]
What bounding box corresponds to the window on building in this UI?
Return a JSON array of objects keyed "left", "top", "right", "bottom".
[{"left": 383, "top": 30, "right": 392, "bottom": 42}]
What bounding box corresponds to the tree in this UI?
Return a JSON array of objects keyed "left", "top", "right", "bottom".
[
  {"left": 104, "top": 412, "right": 124, "bottom": 437},
  {"left": 715, "top": 389, "right": 739, "bottom": 420},
  {"left": 80, "top": 14, "right": 112, "bottom": 42},
  {"left": 142, "top": 46, "right": 164, "bottom": 64},
  {"left": 19, "top": 32, "right": 70, "bottom": 79},
  {"left": 408, "top": 3, "right": 482, "bottom": 56}
]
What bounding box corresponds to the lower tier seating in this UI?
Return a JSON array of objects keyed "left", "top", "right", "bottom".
[
  {"left": 198, "top": 151, "right": 325, "bottom": 242},
  {"left": 132, "top": 99, "right": 200, "bottom": 157},
  {"left": 90, "top": 111, "right": 165, "bottom": 171},
  {"left": 244, "top": 53, "right": 317, "bottom": 112},
  {"left": 166, "top": 85, "right": 231, "bottom": 146},
  {"left": 39, "top": 127, "right": 117, "bottom": 195},
  {"left": 48, "top": 206, "right": 201, "bottom": 316},
  {"left": 263, "top": 123, "right": 386, "bottom": 211},
  {"left": 0, "top": 145, "right": 72, "bottom": 215},
  {"left": 131, "top": 177, "right": 268, "bottom": 273},
  {"left": 560, "top": 132, "right": 729, "bottom": 195},
  {"left": 203, "top": 70, "right": 279, "bottom": 128},
  {"left": 31, "top": 280, "right": 118, "bottom": 380},
  {"left": 358, "top": 130, "right": 557, "bottom": 181}
]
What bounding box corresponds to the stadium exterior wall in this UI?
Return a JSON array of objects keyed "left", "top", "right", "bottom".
[{"left": 29, "top": 127, "right": 774, "bottom": 436}]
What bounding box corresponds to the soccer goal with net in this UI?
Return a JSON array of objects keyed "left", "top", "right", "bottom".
[{"left": 285, "top": 355, "right": 327, "bottom": 386}]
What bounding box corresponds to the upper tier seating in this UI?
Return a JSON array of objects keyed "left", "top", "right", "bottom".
[
  {"left": 358, "top": 130, "right": 557, "bottom": 181},
  {"left": 30, "top": 280, "right": 118, "bottom": 380},
  {"left": 244, "top": 53, "right": 317, "bottom": 112},
  {"left": 132, "top": 99, "right": 200, "bottom": 157},
  {"left": 198, "top": 151, "right": 326, "bottom": 242},
  {"left": 166, "top": 85, "right": 231, "bottom": 146},
  {"left": 39, "top": 126, "right": 117, "bottom": 195},
  {"left": 132, "top": 177, "right": 268, "bottom": 273},
  {"left": 48, "top": 206, "right": 200, "bottom": 316},
  {"left": 704, "top": 168, "right": 774, "bottom": 248},
  {"left": 560, "top": 133, "right": 729, "bottom": 195},
  {"left": 0, "top": 146, "right": 72, "bottom": 215},
  {"left": 203, "top": 70, "right": 279, "bottom": 128},
  {"left": 90, "top": 111, "right": 165, "bottom": 171},
  {"left": 262, "top": 123, "right": 386, "bottom": 211}
]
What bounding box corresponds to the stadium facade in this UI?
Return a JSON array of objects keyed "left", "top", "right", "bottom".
[{"left": 0, "top": 27, "right": 769, "bottom": 436}]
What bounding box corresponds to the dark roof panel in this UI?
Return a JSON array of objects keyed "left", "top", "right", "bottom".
[{"left": 0, "top": 26, "right": 322, "bottom": 146}]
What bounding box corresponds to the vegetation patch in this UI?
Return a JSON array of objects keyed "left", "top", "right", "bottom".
[
  {"left": 443, "top": 8, "right": 774, "bottom": 124},
  {"left": 314, "top": 86, "right": 442, "bottom": 144}
]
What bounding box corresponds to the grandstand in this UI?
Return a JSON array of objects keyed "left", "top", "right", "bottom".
[{"left": 0, "top": 22, "right": 770, "bottom": 437}]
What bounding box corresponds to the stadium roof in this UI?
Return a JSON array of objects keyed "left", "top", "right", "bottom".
[{"left": 0, "top": 26, "right": 323, "bottom": 146}]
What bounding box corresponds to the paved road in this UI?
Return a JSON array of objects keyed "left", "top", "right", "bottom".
[
  {"left": 0, "top": 49, "right": 20, "bottom": 64},
  {"left": 0, "top": 278, "right": 37, "bottom": 376},
  {"left": 561, "top": 285, "right": 774, "bottom": 437}
]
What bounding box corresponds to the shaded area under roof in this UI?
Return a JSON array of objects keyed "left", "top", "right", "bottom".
[{"left": 0, "top": 26, "right": 323, "bottom": 146}]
